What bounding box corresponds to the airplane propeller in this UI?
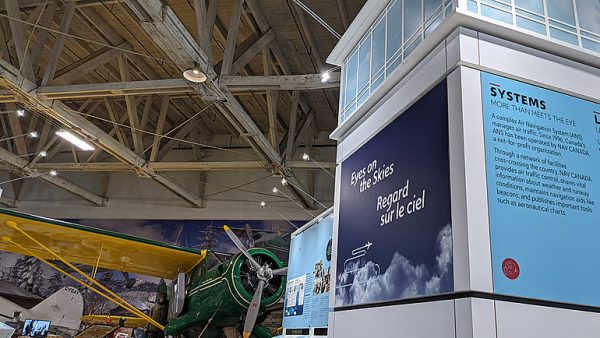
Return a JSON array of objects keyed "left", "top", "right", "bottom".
[
  {"left": 224, "top": 225, "right": 261, "bottom": 271},
  {"left": 223, "top": 225, "right": 287, "bottom": 338},
  {"left": 243, "top": 279, "right": 265, "bottom": 338}
]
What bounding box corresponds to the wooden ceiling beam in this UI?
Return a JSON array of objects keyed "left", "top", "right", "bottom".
[
  {"left": 29, "top": 1, "right": 58, "bottom": 67},
  {"left": 41, "top": 1, "right": 76, "bottom": 86},
  {"left": 287, "top": 0, "right": 338, "bottom": 118},
  {"left": 4, "top": 0, "right": 34, "bottom": 79},
  {"left": 221, "top": 73, "right": 340, "bottom": 91},
  {"left": 53, "top": 42, "right": 129, "bottom": 84},
  {"left": 245, "top": 0, "right": 319, "bottom": 121},
  {"left": 337, "top": 0, "right": 350, "bottom": 31},
  {"left": 149, "top": 96, "right": 169, "bottom": 162},
  {"left": 230, "top": 28, "right": 275, "bottom": 76},
  {"left": 220, "top": 0, "right": 244, "bottom": 76},
  {"left": 0, "top": 146, "right": 106, "bottom": 206},
  {"left": 286, "top": 91, "right": 300, "bottom": 161},
  {"left": 0, "top": 58, "right": 205, "bottom": 207},
  {"left": 125, "top": 0, "right": 314, "bottom": 208},
  {"left": 36, "top": 78, "right": 194, "bottom": 99},
  {"left": 32, "top": 160, "right": 336, "bottom": 171},
  {"left": 118, "top": 55, "right": 143, "bottom": 154}
]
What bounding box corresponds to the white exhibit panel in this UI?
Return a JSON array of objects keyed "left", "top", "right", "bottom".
[
  {"left": 331, "top": 300, "right": 456, "bottom": 338},
  {"left": 495, "top": 301, "right": 600, "bottom": 338},
  {"left": 283, "top": 208, "right": 334, "bottom": 337}
]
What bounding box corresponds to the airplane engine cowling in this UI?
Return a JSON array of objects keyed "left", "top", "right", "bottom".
[{"left": 230, "top": 248, "right": 286, "bottom": 309}]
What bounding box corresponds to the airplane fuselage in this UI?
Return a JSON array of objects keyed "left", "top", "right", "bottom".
[{"left": 165, "top": 248, "right": 285, "bottom": 337}]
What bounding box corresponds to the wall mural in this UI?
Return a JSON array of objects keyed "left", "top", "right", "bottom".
[
  {"left": 0, "top": 219, "right": 299, "bottom": 315},
  {"left": 335, "top": 81, "right": 453, "bottom": 308}
]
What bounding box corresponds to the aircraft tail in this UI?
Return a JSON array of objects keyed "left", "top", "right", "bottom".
[{"left": 30, "top": 287, "right": 84, "bottom": 330}]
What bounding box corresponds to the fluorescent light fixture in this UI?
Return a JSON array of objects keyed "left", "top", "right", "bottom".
[
  {"left": 38, "top": 151, "right": 47, "bottom": 157},
  {"left": 29, "top": 131, "right": 38, "bottom": 138},
  {"left": 16, "top": 109, "right": 25, "bottom": 117},
  {"left": 49, "top": 170, "right": 58, "bottom": 176},
  {"left": 56, "top": 130, "right": 95, "bottom": 151},
  {"left": 260, "top": 200, "right": 266, "bottom": 208},
  {"left": 321, "top": 71, "right": 331, "bottom": 83},
  {"left": 302, "top": 153, "right": 310, "bottom": 161},
  {"left": 272, "top": 187, "right": 278, "bottom": 193}
]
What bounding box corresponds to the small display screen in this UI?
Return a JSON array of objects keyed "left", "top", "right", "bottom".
[{"left": 21, "top": 320, "right": 50, "bottom": 337}]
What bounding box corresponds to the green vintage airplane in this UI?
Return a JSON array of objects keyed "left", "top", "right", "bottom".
[{"left": 0, "top": 209, "right": 287, "bottom": 338}]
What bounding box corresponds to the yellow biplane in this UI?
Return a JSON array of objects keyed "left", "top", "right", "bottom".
[
  {"left": 0, "top": 208, "right": 287, "bottom": 338},
  {"left": 0, "top": 208, "right": 206, "bottom": 332}
]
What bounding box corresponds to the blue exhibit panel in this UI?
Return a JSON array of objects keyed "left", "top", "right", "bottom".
[
  {"left": 335, "top": 80, "right": 453, "bottom": 308},
  {"left": 283, "top": 215, "right": 333, "bottom": 329},
  {"left": 482, "top": 72, "right": 600, "bottom": 306}
]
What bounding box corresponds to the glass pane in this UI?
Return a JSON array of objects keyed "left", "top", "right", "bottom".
[
  {"left": 424, "top": 0, "right": 441, "bottom": 20},
  {"left": 575, "top": 0, "right": 600, "bottom": 34},
  {"left": 405, "top": 36, "right": 422, "bottom": 56},
  {"left": 582, "top": 38, "right": 600, "bottom": 53},
  {"left": 387, "top": 0, "right": 403, "bottom": 61},
  {"left": 516, "top": 8, "right": 545, "bottom": 21},
  {"left": 468, "top": 0, "right": 478, "bottom": 13},
  {"left": 481, "top": 4, "right": 513, "bottom": 24},
  {"left": 340, "top": 62, "right": 347, "bottom": 110},
  {"left": 425, "top": 13, "right": 443, "bottom": 37},
  {"left": 372, "top": 74, "right": 384, "bottom": 91},
  {"left": 358, "top": 38, "right": 372, "bottom": 90},
  {"left": 387, "top": 55, "right": 403, "bottom": 74},
  {"left": 516, "top": 15, "right": 546, "bottom": 35},
  {"left": 515, "top": 0, "right": 544, "bottom": 14},
  {"left": 482, "top": 0, "right": 511, "bottom": 11},
  {"left": 547, "top": 0, "right": 575, "bottom": 25},
  {"left": 357, "top": 89, "right": 369, "bottom": 107},
  {"left": 404, "top": 0, "right": 422, "bottom": 41},
  {"left": 372, "top": 18, "right": 386, "bottom": 74},
  {"left": 344, "top": 52, "right": 358, "bottom": 108},
  {"left": 549, "top": 19, "right": 577, "bottom": 33},
  {"left": 549, "top": 27, "right": 578, "bottom": 45}
]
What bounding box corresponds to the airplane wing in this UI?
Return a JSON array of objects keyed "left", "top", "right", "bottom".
[{"left": 0, "top": 208, "right": 205, "bottom": 279}]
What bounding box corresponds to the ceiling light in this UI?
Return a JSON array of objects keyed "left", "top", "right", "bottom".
[
  {"left": 38, "top": 151, "right": 47, "bottom": 157},
  {"left": 16, "top": 109, "right": 25, "bottom": 117},
  {"left": 302, "top": 153, "right": 310, "bottom": 161},
  {"left": 183, "top": 63, "right": 207, "bottom": 83},
  {"left": 281, "top": 178, "right": 287, "bottom": 185},
  {"left": 272, "top": 187, "right": 278, "bottom": 193},
  {"left": 29, "top": 131, "right": 38, "bottom": 138},
  {"left": 56, "top": 130, "right": 95, "bottom": 151},
  {"left": 321, "top": 71, "right": 331, "bottom": 83},
  {"left": 49, "top": 170, "right": 58, "bottom": 176},
  {"left": 260, "top": 200, "right": 266, "bottom": 208}
]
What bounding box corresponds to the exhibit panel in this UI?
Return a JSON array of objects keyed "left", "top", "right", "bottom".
[
  {"left": 283, "top": 209, "right": 334, "bottom": 335},
  {"left": 495, "top": 301, "right": 600, "bottom": 337},
  {"left": 331, "top": 300, "right": 456, "bottom": 338},
  {"left": 481, "top": 72, "right": 600, "bottom": 306},
  {"left": 335, "top": 80, "right": 453, "bottom": 308}
]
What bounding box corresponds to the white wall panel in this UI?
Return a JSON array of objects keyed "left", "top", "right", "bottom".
[
  {"left": 332, "top": 301, "right": 456, "bottom": 338},
  {"left": 496, "top": 301, "right": 600, "bottom": 338}
]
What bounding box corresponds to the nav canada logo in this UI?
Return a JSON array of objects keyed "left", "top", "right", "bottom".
[{"left": 490, "top": 83, "right": 547, "bottom": 110}]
